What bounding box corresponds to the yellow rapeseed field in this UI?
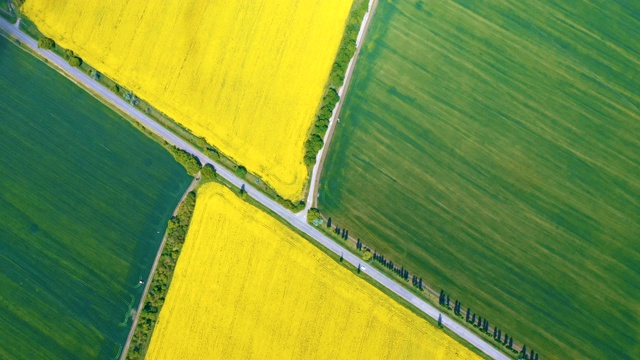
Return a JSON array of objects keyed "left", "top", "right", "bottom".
[
  {"left": 22, "top": 0, "right": 352, "bottom": 200},
  {"left": 145, "top": 183, "right": 481, "bottom": 359}
]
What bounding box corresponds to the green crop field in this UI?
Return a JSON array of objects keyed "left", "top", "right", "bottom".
[
  {"left": 0, "top": 36, "right": 191, "bottom": 359},
  {"left": 319, "top": 1, "right": 639, "bottom": 359}
]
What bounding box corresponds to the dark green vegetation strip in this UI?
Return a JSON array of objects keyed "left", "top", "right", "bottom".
[
  {"left": 303, "top": 0, "right": 368, "bottom": 167},
  {"left": 319, "top": 1, "right": 640, "bottom": 359},
  {"left": 126, "top": 192, "right": 196, "bottom": 360},
  {"left": 0, "top": 35, "right": 191, "bottom": 360}
]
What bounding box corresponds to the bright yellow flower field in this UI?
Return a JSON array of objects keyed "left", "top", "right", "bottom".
[
  {"left": 145, "top": 183, "right": 480, "bottom": 359},
  {"left": 23, "top": 0, "right": 352, "bottom": 200}
]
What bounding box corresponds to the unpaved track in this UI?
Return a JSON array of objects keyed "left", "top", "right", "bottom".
[
  {"left": 305, "top": 0, "right": 379, "bottom": 210},
  {"left": 0, "top": 17, "right": 509, "bottom": 360},
  {"left": 119, "top": 176, "right": 200, "bottom": 360}
]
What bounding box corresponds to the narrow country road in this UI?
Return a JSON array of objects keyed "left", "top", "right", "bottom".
[
  {"left": 0, "top": 17, "right": 509, "bottom": 360},
  {"left": 306, "top": 0, "right": 378, "bottom": 210},
  {"left": 119, "top": 176, "right": 200, "bottom": 359}
]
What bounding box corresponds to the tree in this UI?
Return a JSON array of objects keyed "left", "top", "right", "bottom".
[
  {"left": 339, "top": 253, "right": 343, "bottom": 262},
  {"left": 37, "top": 37, "right": 55, "bottom": 50},
  {"left": 68, "top": 56, "right": 82, "bottom": 67},
  {"left": 326, "top": 217, "right": 332, "bottom": 228},
  {"left": 304, "top": 134, "right": 324, "bottom": 166},
  {"left": 438, "top": 314, "right": 442, "bottom": 328},
  {"left": 508, "top": 337, "right": 513, "bottom": 349},
  {"left": 466, "top": 308, "right": 471, "bottom": 322},
  {"left": 168, "top": 146, "right": 202, "bottom": 176},
  {"left": 235, "top": 165, "right": 247, "bottom": 178},
  {"left": 307, "top": 208, "right": 322, "bottom": 224},
  {"left": 439, "top": 290, "right": 445, "bottom": 305},
  {"left": 200, "top": 164, "right": 217, "bottom": 181},
  {"left": 530, "top": 349, "right": 535, "bottom": 360},
  {"left": 239, "top": 184, "right": 247, "bottom": 199},
  {"left": 357, "top": 264, "right": 361, "bottom": 274},
  {"left": 521, "top": 345, "right": 527, "bottom": 358},
  {"left": 200, "top": 147, "right": 217, "bottom": 160}
]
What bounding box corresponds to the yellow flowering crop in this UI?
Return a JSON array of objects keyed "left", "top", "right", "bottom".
[
  {"left": 23, "top": 0, "right": 352, "bottom": 200},
  {"left": 145, "top": 183, "right": 481, "bottom": 359}
]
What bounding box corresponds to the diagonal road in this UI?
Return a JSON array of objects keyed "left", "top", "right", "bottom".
[{"left": 0, "top": 17, "right": 510, "bottom": 360}]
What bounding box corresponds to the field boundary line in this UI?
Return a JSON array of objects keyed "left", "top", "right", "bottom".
[
  {"left": 305, "top": 0, "right": 379, "bottom": 211},
  {"left": 119, "top": 176, "right": 200, "bottom": 360}
]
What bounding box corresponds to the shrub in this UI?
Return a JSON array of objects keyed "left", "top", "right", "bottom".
[
  {"left": 68, "top": 56, "right": 82, "bottom": 67},
  {"left": 307, "top": 208, "right": 322, "bottom": 225},
  {"left": 200, "top": 164, "right": 217, "bottom": 181},
  {"left": 235, "top": 165, "right": 247, "bottom": 178},
  {"left": 205, "top": 147, "right": 220, "bottom": 160},
  {"left": 37, "top": 37, "right": 55, "bottom": 50},
  {"left": 168, "top": 146, "right": 202, "bottom": 176}
]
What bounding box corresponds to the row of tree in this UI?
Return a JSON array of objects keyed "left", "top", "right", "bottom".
[
  {"left": 323, "top": 216, "right": 540, "bottom": 358},
  {"left": 327, "top": 217, "right": 424, "bottom": 290},
  {"left": 324, "top": 215, "right": 541, "bottom": 359},
  {"left": 439, "top": 290, "right": 539, "bottom": 359},
  {"left": 333, "top": 225, "right": 349, "bottom": 240},
  {"left": 303, "top": 0, "right": 370, "bottom": 167},
  {"left": 519, "top": 345, "right": 539, "bottom": 360},
  {"left": 372, "top": 251, "right": 414, "bottom": 282},
  {"left": 127, "top": 191, "right": 197, "bottom": 359}
]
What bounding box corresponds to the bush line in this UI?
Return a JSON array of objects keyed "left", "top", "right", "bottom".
[
  {"left": 304, "top": 0, "right": 369, "bottom": 167},
  {"left": 125, "top": 190, "right": 197, "bottom": 360}
]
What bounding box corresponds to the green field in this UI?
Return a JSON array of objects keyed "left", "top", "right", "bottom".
[
  {"left": 319, "top": 1, "right": 639, "bottom": 359},
  {"left": 0, "top": 36, "right": 191, "bottom": 359},
  {"left": 0, "top": 2, "right": 15, "bottom": 23}
]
